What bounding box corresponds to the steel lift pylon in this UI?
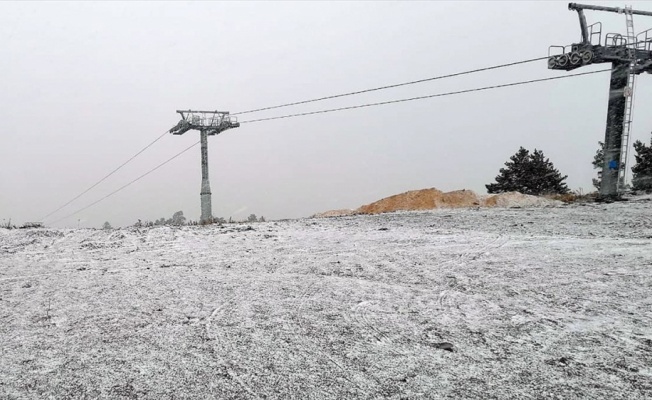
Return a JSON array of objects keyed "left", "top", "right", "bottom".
[
  {"left": 169, "top": 110, "right": 240, "bottom": 224},
  {"left": 548, "top": 3, "right": 652, "bottom": 198}
]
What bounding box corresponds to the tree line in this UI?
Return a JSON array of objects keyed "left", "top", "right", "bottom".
[
  {"left": 100, "top": 212, "right": 267, "bottom": 229},
  {"left": 486, "top": 132, "right": 652, "bottom": 195}
]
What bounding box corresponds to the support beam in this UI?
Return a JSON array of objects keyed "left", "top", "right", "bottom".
[
  {"left": 600, "top": 62, "right": 629, "bottom": 198},
  {"left": 200, "top": 129, "right": 212, "bottom": 223},
  {"left": 569, "top": 3, "right": 652, "bottom": 17},
  {"left": 573, "top": 7, "right": 590, "bottom": 44}
]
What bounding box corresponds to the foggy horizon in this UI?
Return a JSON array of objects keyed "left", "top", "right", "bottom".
[{"left": 2, "top": 1, "right": 652, "bottom": 228}]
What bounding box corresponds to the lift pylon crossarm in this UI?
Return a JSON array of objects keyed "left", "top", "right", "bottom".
[
  {"left": 169, "top": 110, "right": 240, "bottom": 136},
  {"left": 169, "top": 120, "right": 191, "bottom": 135},
  {"left": 177, "top": 109, "right": 231, "bottom": 115},
  {"left": 548, "top": 4, "right": 652, "bottom": 72}
]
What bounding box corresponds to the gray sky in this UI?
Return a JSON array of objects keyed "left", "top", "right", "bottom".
[{"left": 2, "top": 1, "right": 652, "bottom": 228}]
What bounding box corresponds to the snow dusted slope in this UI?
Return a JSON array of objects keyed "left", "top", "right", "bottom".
[{"left": 1, "top": 198, "right": 651, "bottom": 399}]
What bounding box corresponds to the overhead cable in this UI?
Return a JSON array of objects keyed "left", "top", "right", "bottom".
[
  {"left": 50, "top": 141, "right": 199, "bottom": 225},
  {"left": 231, "top": 56, "right": 551, "bottom": 116},
  {"left": 41, "top": 130, "right": 170, "bottom": 222},
  {"left": 239, "top": 69, "right": 610, "bottom": 124}
]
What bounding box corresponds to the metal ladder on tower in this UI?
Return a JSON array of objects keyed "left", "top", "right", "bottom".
[{"left": 618, "top": 5, "right": 637, "bottom": 191}]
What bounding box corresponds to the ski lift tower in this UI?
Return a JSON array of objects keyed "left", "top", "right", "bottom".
[
  {"left": 548, "top": 3, "right": 652, "bottom": 198},
  {"left": 169, "top": 110, "right": 240, "bottom": 224}
]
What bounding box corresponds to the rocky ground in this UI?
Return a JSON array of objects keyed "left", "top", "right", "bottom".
[{"left": 1, "top": 196, "right": 651, "bottom": 399}]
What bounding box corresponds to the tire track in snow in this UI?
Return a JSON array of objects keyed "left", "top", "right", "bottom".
[
  {"left": 204, "top": 297, "right": 262, "bottom": 400},
  {"left": 438, "top": 289, "right": 466, "bottom": 319},
  {"left": 292, "top": 281, "right": 375, "bottom": 397},
  {"left": 455, "top": 235, "right": 509, "bottom": 263},
  {"left": 436, "top": 235, "right": 509, "bottom": 319},
  {"left": 348, "top": 300, "right": 407, "bottom": 358},
  {"left": 340, "top": 286, "right": 451, "bottom": 396},
  {"left": 0, "top": 264, "right": 168, "bottom": 283},
  {"left": 335, "top": 233, "right": 509, "bottom": 360},
  {"left": 0, "top": 253, "right": 249, "bottom": 282}
]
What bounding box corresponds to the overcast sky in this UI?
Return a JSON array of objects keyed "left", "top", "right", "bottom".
[{"left": 2, "top": 1, "right": 652, "bottom": 228}]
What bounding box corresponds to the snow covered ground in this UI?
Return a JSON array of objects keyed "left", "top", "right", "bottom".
[{"left": 1, "top": 197, "right": 651, "bottom": 399}]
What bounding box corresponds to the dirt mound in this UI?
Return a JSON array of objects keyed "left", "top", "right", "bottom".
[
  {"left": 315, "top": 188, "right": 562, "bottom": 217},
  {"left": 356, "top": 189, "right": 480, "bottom": 215},
  {"left": 312, "top": 209, "right": 357, "bottom": 218},
  {"left": 482, "top": 192, "right": 563, "bottom": 208}
]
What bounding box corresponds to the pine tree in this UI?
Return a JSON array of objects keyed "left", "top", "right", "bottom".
[
  {"left": 631, "top": 134, "right": 652, "bottom": 191},
  {"left": 592, "top": 141, "right": 604, "bottom": 190},
  {"left": 486, "top": 147, "right": 530, "bottom": 194},
  {"left": 486, "top": 147, "right": 569, "bottom": 195}
]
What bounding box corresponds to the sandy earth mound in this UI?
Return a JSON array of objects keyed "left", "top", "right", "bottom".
[
  {"left": 312, "top": 209, "right": 357, "bottom": 218},
  {"left": 357, "top": 189, "right": 480, "bottom": 215},
  {"left": 315, "top": 188, "right": 561, "bottom": 217}
]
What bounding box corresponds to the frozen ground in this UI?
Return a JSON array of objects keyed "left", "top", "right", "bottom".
[{"left": 1, "top": 198, "right": 651, "bottom": 399}]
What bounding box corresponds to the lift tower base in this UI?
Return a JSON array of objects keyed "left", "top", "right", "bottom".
[{"left": 600, "top": 62, "right": 629, "bottom": 198}]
